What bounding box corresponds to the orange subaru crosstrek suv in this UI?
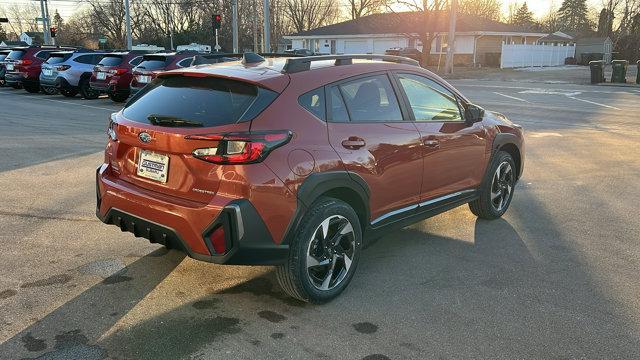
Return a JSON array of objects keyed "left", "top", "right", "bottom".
[{"left": 97, "top": 53, "right": 524, "bottom": 303}]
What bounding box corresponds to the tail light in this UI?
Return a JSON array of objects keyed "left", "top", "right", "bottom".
[
  {"left": 107, "top": 114, "right": 118, "bottom": 141},
  {"left": 187, "top": 131, "right": 292, "bottom": 165},
  {"left": 16, "top": 59, "right": 33, "bottom": 66},
  {"left": 109, "top": 68, "right": 128, "bottom": 75},
  {"left": 55, "top": 65, "right": 71, "bottom": 71}
]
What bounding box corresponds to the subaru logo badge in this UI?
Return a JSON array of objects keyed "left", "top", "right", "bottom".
[{"left": 138, "top": 132, "right": 152, "bottom": 143}]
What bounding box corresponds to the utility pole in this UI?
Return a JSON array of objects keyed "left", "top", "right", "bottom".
[
  {"left": 43, "top": 0, "right": 53, "bottom": 45},
  {"left": 444, "top": 0, "right": 457, "bottom": 74},
  {"left": 232, "top": 0, "right": 238, "bottom": 53},
  {"left": 263, "top": 0, "right": 270, "bottom": 53},
  {"left": 39, "top": 0, "right": 50, "bottom": 45},
  {"left": 124, "top": 0, "right": 133, "bottom": 50},
  {"left": 167, "top": 10, "right": 174, "bottom": 51},
  {"left": 252, "top": 0, "right": 258, "bottom": 52}
]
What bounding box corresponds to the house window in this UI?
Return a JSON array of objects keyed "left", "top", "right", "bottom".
[{"left": 314, "top": 39, "right": 320, "bottom": 53}]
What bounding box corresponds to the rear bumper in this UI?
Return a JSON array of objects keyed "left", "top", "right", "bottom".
[
  {"left": 4, "top": 72, "right": 27, "bottom": 85},
  {"left": 95, "top": 164, "right": 289, "bottom": 265},
  {"left": 90, "top": 82, "right": 130, "bottom": 95}
]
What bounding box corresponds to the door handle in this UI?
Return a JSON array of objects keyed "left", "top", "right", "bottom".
[
  {"left": 423, "top": 139, "right": 440, "bottom": 148},
  {"left": 341, "top": 137, "right": 366, "bottom": 150}
]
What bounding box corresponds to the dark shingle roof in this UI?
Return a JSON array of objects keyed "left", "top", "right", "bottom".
[{"left": 290, "top": 11, "right": 539, "bottom": 37}]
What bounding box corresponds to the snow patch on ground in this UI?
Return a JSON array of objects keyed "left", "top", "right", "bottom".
[{"left": 514, "top": 65, "right": 583, "bottom": 72}]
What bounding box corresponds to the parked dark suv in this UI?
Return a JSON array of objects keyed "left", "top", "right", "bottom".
[
  {"left": 97, "top": 54, "right": 524, "bottom": 303},
  {"left": 4, "top": 46, "right": 74, "bottom": 93},
  {"left": 90, "top": 51, "right": 148, "bottom": 102},
  {"left": 129, "top": 51, "right": 196, "bottom": 95},
  {"left": 40, "top": 49, "right": 105, "bottom": 98}
]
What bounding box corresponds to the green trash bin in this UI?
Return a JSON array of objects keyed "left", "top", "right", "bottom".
[
  {"left": 589, "top": 60, "right": 605, "bottom": 84},
  {"left": 611, "top": 60, "right": 628, "bottom": 83},
  {"left": 637, "top": 60, "right": 639, "bottom": 84}
]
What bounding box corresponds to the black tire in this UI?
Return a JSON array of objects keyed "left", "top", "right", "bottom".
[
  {"left": 80, "top": 78, "right": 99, "bottom": 99},
  {"left": 276, "top": 197, "right": 362, "bottom": 304},
  {"left": 60, "top": 88, "right": 79, "bottom": 97},
  {"left": 41, "top": 86, "right": 59, "bottom": 95},
  {"left": 11, "top": 83, "right": 22, "bottom": 89},
  {"left": 469, "top": 151, "right": 517, "bottom": 220},
  {"left": 108, "top": 92, "right": 129, "bottom": 103},
  {"left": 24, "top": 83, "right": 41, "bottom": 93}
]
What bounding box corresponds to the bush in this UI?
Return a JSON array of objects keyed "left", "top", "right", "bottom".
[{"left": 565, "top": 57, "right": 577, "bottom": 65}]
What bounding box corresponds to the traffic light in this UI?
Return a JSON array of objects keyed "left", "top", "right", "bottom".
[
  {"left": 212, "top": 14, "right": 221, "bottom": 30},
  {"left": 50, "top": 27, "right": 57, "bottom": 38}
]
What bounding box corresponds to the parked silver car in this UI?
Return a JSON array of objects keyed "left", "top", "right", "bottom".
[{"left": 40, "top": 49, "right": 105, "bottom": 98}]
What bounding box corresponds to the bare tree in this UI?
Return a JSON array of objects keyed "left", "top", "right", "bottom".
[
  {"left": 458, "top": 0, "right": 502, "bottom": 21},
  {"left": 347, "top": 0, "right": 390, "bottom": 19},
  {"left": 0, "top": 3, "right": 40, "bottom": 38},
  {"left": 391, "top": 0, "right": 449, "bottom": 66},
  {"left": 283, "top": 0, "right": 340, "bottom": 33}
]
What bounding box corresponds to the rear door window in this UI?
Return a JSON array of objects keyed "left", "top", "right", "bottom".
[
  {"left": 177, "top": 58, "right": 193, "bottom": 67},
  {"left": 123, "top": 76, "right": 277, "bottom": 127},
  {"left": 136, "top": 56, "right": 169, "bottom": 70},
  {"left": 298, "top": 88, "right": 325, "bottom": 120},
  {"left": 6, "top": 50, "right": 26, "bottom": 60},
  {"left": 328, "top": 86, "right": 349, "bottom": 122},
  {"left": 129, "top": 56, "right": 143, "bottom": 66},
  {"left": 338, "top": 74, "right": 403, "bottom": 122},
  {"left": 74, "top": 54, "right": 96, "bottom": 64},
  {"left": 99, "top": 55, "right": 124, "bottom": 66},
  {"left": 35, "top": 51, "right": 53, "bottom": 60},
  {"left": 46, "top": 54, "right": 71, "bottom": 64}
]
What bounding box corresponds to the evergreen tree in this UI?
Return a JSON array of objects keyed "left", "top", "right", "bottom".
[
  {"left": 0, "top": 24, "right": 7, "bottom": 42},
  {"left": 512, "top": 2, "right": 535, "bottom": 28},
  {"left": 53, "top": 10, "right": 64, "bottom": 29},
  {"left": 558, "top": 0, "right": 590, "bottom": 33}
]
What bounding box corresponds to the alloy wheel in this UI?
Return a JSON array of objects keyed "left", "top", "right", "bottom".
[
  {"left": 306, "top": 215, "right": 356, "bottom": 291},
  {"left": 491, "top": 161, "right": 514, "bottom": 212}
]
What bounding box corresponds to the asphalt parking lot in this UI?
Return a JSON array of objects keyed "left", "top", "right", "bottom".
[{"left": 1, "top": 80, "right": 639, "bottom": 359}]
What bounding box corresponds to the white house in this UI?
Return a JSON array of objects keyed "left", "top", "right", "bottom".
[
  {"left": 19, "top": 32, "right": 44, "bottom": 46},
  {"left": 284, "top": 12, "right": 547, "bottom": 67}
]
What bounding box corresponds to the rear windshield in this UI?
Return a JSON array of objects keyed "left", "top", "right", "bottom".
[
  {"left": 46, "top": 54, "right": 71, "bottom": 64},
  {"left": 6, "top": 50, "right": 26, "bottom": 60},
  {"left": 122, "top": 76, "right": 278, "bottom": 127},
  {"left": 98, "top": 55, "right": 123, "bottom": 66},
  {"left": 0, "top": 54, "right": 8, "bottom": 61},
  {"left": 136, "top": 56, "right": 169, "bottom": 70}
]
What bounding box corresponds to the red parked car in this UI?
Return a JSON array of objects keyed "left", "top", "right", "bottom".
[
  {"left": 129, "top": 51, "right": 196, "bottom": 95},
  {"left": 89, "top": 51, "right": 149, "bottom": 102},
  {"left": 97, "top": 54, "right": 524, "bottom": 303},
  {"left": 4, "top": 46, "right": 74, "bottom": 93}
]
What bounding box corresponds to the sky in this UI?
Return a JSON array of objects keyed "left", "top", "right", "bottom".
[{"left": 0, "top": 0, "right": 605, "bottom": 22}]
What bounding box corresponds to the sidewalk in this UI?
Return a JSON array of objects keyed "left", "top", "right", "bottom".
[{"left": 431, "top": 64, "right": 638, "bottom": 86}]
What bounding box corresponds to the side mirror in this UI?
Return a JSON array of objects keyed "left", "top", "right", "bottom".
[{"left": 465, "top": 104, "right": 485, "bottom": 125}]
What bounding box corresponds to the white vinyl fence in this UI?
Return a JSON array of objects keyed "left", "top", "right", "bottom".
[{"left": 501, "top": 44, "right": 576, "bottom": 68}]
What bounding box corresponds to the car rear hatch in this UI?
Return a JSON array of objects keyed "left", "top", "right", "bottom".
[
  {"left": 41, "top": 52, "right": 71, "bottom": 80},
  {"left": 108, "top": 73, "right": 281, "bottom": 204},
  {"left": 93, "top": 54, "right": 125, "bottom": 84},
  {"left": 4, "top": 49, "right": 27, "bottom": 72},
  {"left": 132, "top": 55, "right": 172, "bottom": 86}
]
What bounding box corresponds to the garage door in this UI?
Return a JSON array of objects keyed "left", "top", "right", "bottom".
[
  {"left": 373, "top": 39, "right": 400, "bottom": 54},
  {"left": 344, "top": 40, "right": 369, "bottom": 54}
]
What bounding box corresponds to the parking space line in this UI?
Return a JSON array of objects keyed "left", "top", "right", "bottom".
[
  {"left": 493, "top": 92, "right": 531, "bottom": 103},
  {"left": 567, "top": 96, "right": 622, "bottom": 110},
  {"left": 454, "top": 83, "right": 637, "bottom": 95},
  {"left": 0, "top": 91, "right": 117, "bottom": 112}
]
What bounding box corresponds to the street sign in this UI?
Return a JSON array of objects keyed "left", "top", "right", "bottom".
[
  {"left": 98, "top": 37, "right": 107, "bottom": 44},
  {"left": 0, "top": 18, "right": 9, "bottom": 23},
  {"left": 35, "top": 17, "right": 46, "bottom": 22}
]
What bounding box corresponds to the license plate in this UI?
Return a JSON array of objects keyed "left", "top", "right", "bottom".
[
  {"left": 96, "top": 72, "right": 106, "bottom": 80},
  {"left": 6, "top": 63, "right": 14, "bottom": 71},
  {"left": 137, "top": 150, "right": 169, "bottom": 183},
  {"left": 138, "top": 75, "right": 151, "bottom": 83},
  {"left": 43, "top": 69, "right": 53, "bottom": 76}
]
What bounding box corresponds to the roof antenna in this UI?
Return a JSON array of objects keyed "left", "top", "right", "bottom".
[{"left": 242, "top": 52, "right": 265, "bottom": 64}]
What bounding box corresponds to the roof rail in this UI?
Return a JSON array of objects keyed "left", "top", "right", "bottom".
[{"left": 282, "top": 54, "right": 419, "bottom": 74}]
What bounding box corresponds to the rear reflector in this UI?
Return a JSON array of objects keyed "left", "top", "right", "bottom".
[{"left": 209, "top": 226, "right": 226, "bottom": 254}]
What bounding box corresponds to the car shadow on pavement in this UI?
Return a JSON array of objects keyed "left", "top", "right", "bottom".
[
  {"left": 0, "top": 248, "right": 185, "bottom": 360},
  {"left": 2, "top": 200, "right": 639, "bottom": 359}
]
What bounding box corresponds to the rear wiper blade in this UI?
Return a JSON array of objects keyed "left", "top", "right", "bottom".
[{"left": 147, "top": 114, "right": 203, "bottom": 127}]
